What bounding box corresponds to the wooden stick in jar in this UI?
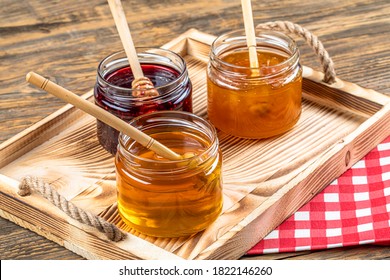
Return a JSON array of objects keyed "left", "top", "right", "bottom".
[
  {"left": 241, "top": 0, "right": 260, "bottom": 75},
  {"left": 26, "top": 72, "right": 182, "bottom": 161},
  {"left": 107, "top": 0, "right": 158, "bottom": 97}
]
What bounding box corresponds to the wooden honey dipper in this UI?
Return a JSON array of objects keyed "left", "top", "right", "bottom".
[
  {"left": 241, "top": 0, "right": 260, "bottom": 77},
  {"left": 26, "top": 72, "right": 197, "bottom": 161},
  {"left": 107, "top": 0, "right": 159, "bottom": 97},
  {"left": 26, "top": 72, "right": 182, "bottom": 160}
]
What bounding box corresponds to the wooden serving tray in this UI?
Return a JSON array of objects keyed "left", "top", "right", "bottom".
[{"left": 1, "top": 29, "right": 389, "bottom": 260}]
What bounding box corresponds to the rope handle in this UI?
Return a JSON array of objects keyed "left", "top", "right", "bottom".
[
  {"left": 18, "top": 176, "right": 126, "bottom": 242},
  {"left": 256, "top": 21, "right": 336, "bottom": 84}
]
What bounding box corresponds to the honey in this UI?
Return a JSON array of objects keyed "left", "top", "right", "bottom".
[
  {"left": 207, "top": 29, "right": 302, "bottom": 139},
  {"left": 115, "top": 111, "right": 223, "bottom": 237}
]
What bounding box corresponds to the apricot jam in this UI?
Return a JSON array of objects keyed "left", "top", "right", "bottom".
[
  {"left": 207, "top": 29, "right": 302, "bottom": 139},
  {"left": 115, "top": 111, "right": 222, "bottom": 237}
]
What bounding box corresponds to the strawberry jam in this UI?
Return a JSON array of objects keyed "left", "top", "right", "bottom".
[{"left": 94, "top": 49, "right": 192, "bottom": 154}]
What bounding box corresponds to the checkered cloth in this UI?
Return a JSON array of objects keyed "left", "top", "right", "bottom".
[{"left": 247, "top": 135, "right": 390, "bottom": 255}]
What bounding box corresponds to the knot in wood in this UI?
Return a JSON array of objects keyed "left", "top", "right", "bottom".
[{"left": 345, "top": 150, "right": 351, "bottom": 167}]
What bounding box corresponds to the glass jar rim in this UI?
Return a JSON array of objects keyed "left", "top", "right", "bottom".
[
  {"left": 210, "top": 28, "right": 300, "bottom": 75},
  {"left": 97, "top": 48, "right": 188, "bottom": 100},
  {"left": 118, "top": 111, "right": 219, "bottom": 168}
]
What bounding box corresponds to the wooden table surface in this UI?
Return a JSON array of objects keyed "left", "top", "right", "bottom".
[{"left": 1, "top": 0, "right": 389, "bottom": 260}]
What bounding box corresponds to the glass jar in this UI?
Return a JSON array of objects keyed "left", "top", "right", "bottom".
[
  {"left": 115, "top": 111, "right": 223, "bottom": 237},
  {"left": 207, "top": 28, "right": 302, "bottom": 139},
  {"left": 94, "top": 48, "right": 193, "bottom": 154}
]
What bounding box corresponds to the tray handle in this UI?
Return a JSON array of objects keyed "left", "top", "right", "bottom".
[
  {"left": 256, "top": 21, "right": 336, "bottom": 84},
  {"left": 18, "top": 176, "right": 126, "bottom": 242}
]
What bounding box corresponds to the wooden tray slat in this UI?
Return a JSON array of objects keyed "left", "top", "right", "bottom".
[{"left": 0, "top": 29, "right": 389, "bottom": 260}]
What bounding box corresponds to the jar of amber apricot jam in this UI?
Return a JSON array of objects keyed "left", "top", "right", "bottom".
[
  {"left": 94, "top": 48, "right": 192, "bottom": 154},
  {"left": 207, "top": 29, "right": 302, "bottom": 139},
  {"left": 115, "top": 111, "right": 223, "bottom": 237}
]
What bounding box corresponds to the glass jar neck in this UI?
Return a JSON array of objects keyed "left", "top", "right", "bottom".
[
  {"left": 117, "top": 111, "right": 219, "bottom": 176},
  {"left": 209, "top": 29, "right": 300, "bottom": 80},
  {"left": 96, "top": 48, "right": 189, "bottom": 105}
]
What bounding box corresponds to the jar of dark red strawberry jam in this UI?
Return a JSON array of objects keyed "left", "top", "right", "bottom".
[{"left": 94, "top": 48, "right": 193, "bottom": 154}]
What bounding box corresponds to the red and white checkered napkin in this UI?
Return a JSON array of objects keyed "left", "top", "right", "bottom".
[{"left": 247, "top": 135, "right": 390, "bottom": 255}]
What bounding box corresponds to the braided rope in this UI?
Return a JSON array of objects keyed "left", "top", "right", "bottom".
[
  {"left": 256, "top": 21, "right": 336, "bottom": 84},
  {"left": 18, "top": 176, "right": 126, "bottom": 242}
]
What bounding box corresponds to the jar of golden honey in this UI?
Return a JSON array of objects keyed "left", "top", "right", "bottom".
[
  {"left": 115, "top": 111, "right": 223, "bottom": 237},
  {"left": 207, "top": 29, "right": 302, "bottom": 139},
  {"left": 94, "top": 48, "right": 192, "bottom": 155}
]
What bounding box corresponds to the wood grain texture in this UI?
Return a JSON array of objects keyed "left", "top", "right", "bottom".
[
  {"left": 1, "top": 30, "right": 389, "bottom": 260},
  {"left": 1, "top": 0, "right": 389, "bottom": 260}
]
